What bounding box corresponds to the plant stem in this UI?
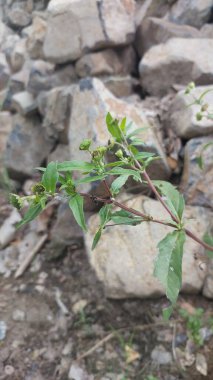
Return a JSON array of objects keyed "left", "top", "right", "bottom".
[{"left": 185, "top": 228, "right": 213, "bottom": 252}]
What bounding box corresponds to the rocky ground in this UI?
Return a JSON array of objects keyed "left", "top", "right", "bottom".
[{"left": 0, "top": 0, "right": 213, "bottom": 379}]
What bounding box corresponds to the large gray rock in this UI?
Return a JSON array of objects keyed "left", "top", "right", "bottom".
[
  {"left": 181, "top": 136, "right": 213, "bottom": 209},
  {"left": 26, "top": 15, "right": 47, "bottom": 59},
  {"left": 167, "top": 86, "right": 213, "bottom": 138},
  {"left": 7, "top": 8, "right": 32, "bottom": 29},
  {"left": 139, "top": 39, "right": 213, "bottom": 96},
  {"left": 136, "top": 17, "right": 200, "bottom": 56},
  {"left": 200, "top": 24, "right": 213, "bottom": 39},
  {"left": 68, "top": 78, "right": 170, "bottom": 181},
  {"left": 4, "top": 114, "right": 55, "bottom": 180},
  {"left": 75, "top": 46, "right": 136, "bottom": 78},
  {"left": 43, "top": 0, "right": 136, "bottom": 63},
  {"left": 135, "top": 0, "right": 172, "bottom": 27},
  {"left": 6, "top": 37, "right": 27, "bottom": 73},
  {"left": 167, "top": 0, "right": 213, "bottom": 28},
  {"left": 101, "top": 75, "right": 138, "bottom": 98},
  {"left": 11, "top": 91, "right": 37, "bottom": 115},
  {"left": 85, "top": 196, "right": 212, "bottom": 298}
]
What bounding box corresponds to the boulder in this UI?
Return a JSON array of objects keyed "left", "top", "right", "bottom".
[
  {"left": 101, "top": 75, "right": 138, "bottom": 98},
  {"left": 48, "top": 144, "right": 70, "bottom": 164},
  {"left": 26, "top": 15, "right": 47, "bottom": 59},
  {"left": 135, "top": 0, "right": 172, "bottom": 27},
  {"left": 167, "top": 86, "right": 213, "bottom": 138},
  {"left": 139, "top": 39, "right": 213, "bottom": 96},
  {"left": 85, "top": 195, "right": 212, "bottom": 298},
  {"left": 136, "top": 17, "right": 200, "bottom": 56},
  {"left": 0, "top": 112, "right": 12, "bottom": 171},
  {"left": 6, "top": 37, "right": 27, "bottom": 73},
  {"left": 200, "top": 24, "right": 213, "bottom": 39},
  {"left": 43, "top": 0, "right": 135, "bottom": 63},
  {"left": 11, "top": 91, "right": 37, "bottom": 115},
  {"left": 27, "top": 61, "right": 76, "bottom": 96},
  {"left": 181, "top": 136, "right": 213, "bottom": 209},
  {"left": 75, "top": 46, "right": 136, "bottom": 78},
  {"left": 0, "top": 53, "right": 10, "bottom": 91},
  {"left": 7, "top": 8, "right": 32, "bottom": 29},
  {"left": 4, "top": 114, "right": 55, "bottom": 180},
  {"left": 68, "top": 78, "right": 170, "bottom": 181},
  {"left": 38, "top": 86, "right": 72, "bottom": 143},
  {"left": 166, "top": 0, "right": 213, "bottom": 28}
]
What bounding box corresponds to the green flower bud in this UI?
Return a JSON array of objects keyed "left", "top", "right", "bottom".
[
  {"left": 196, "top": 112, "right": 203, "bottom": 121},
  {"left": 115, "top": 149, "right": 123, "bottom": 159},
  {"left": 32, "top": 183, "right": 46, "bottom": 195},
  {"left": 79, "top": 139, "right": 92, "bottom": 151},
  {"left": 185, "top": 81, "right": 195, "bottom": 94},
  {"left": 201, "top": 103, "right": 208, "bottom": 112},
  {"left": 9, "top": 194, "right": 24, "bottom": 210}
]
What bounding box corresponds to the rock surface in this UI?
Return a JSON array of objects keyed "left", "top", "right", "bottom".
[
  {"left": 136, "top": 17, "right": 200, "bottom": 56},
  {"left": 4, "top": 114, "right": 54, "bottom": 179},
  {"left": 43, "top": 0, "right": 136, "bottom": 64},
  {"left": 167, "top": 86, "right": 213, "bottom": 138},
  {"left": 181, "top": 136, "right": 213, "bottom": 209},
  {"left": 139, "top": 39, "right": 213, "bottom": 96},
  {"left": 85, "top": 195, "right": 212, "bottom": 299},
  {"left": 167, "top": 0, "right": 213, "bottom": 28}
]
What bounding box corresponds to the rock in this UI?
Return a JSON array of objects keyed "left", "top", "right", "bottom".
[
  {"left": 85, "top": 195, "right": 212, "bottom": 298},
  {"left": 48, "top": 144, "right": 70, "bottom": 163},
  {"left": 10, "top": 60, "right": 32, "bottom": 95},
  {"left": 139, "top": 38, "right": 213, "bottom": 96},
  {"left": 0, "top": 53, "right": 10, "bottom": 91},
  {"left": 151, "top": 345, "right": 172, "bottom": 365},
  {"left": 43, "top": 0, "right": 135, "bottom": 64},
  {"left": 68, "top": 78, "right": 170, "bottom": 181},
  {"left": 135, "top": 0, "right": 172, "bottom": 27},
  {"left": 27, "top": 61, "right": 76, "bottom": 96},
  {"left": 0, "top": 20, "right": 12, "bottom": 48},
  {"left": 7, "top": 8, "right": 32, "bottom": 29},
  {"left": 6, "top": 37, "right": 27, "bottom": 73},
  {"left": 167, "top": 0, "right": 213, "bottom": 28},
  {"left": 46, "top": 202, "right": 84, "bottom": 260},
  {"left": 38, "top": 86, "right": 72, "bottom": 143},
  {"left": 4, "top": 114, "right": 55, "bottom": 180},
  {"left": 101, "top": 75, "right": 138, "bottom": 98},
  {"left": 0, "top": 111, "right": 12, "bottom": 171},
  {"left": 12, "top": 309, "right": 26, "bottom": 321},
  {"left": 75, "top": 46, "right": 136, "bottom": 78},
  {"left": 200, "top": 24, "right": 213, "bottom": 39},
  {"left": 203, "top": 275, "right": 213, "bottom": 299},
  {"left": 68, "top": 362, "right": 92, "bottom": 380},
  {"left": 11, "top": 91, "right": 37, "bottom": 115},
  {"left": 167, "top": 86, "right": 213, "bottom": 138},
  {"left": 0, "top": 321, "right": 7, "bottom": 341},
  {"left": 0, "top": 246, "right": 19, "bottom": 277},
  {"left": 136, "top": 17, "right": 200, "bottom": 56},
  {"left": 26, "top": 15, "right": 47, "bottom": 59},
  {"left": 181, "top": 136, "right": 213, "bottom": 209},
  {"left": 0, "top": 209, "right": 21, "bottom": 249},
  {"left": 72, "top": 300, "right": 88, "bottom": 314}
]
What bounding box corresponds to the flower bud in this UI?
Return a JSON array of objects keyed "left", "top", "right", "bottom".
[
  {"left": 32, "top": 183, "right": 46, "bottom": 195},
  {"left": 196, "top": 112, "right": 203, "bottom": 121},
  {"left": 9, "top": 194, "right": 24, "bottom": 210},
  {"left": 79, "top": 139, "right": 92, "bottom": 151},
  {"left": 115, "top": 149, "right": 123, "bottom": 159}
]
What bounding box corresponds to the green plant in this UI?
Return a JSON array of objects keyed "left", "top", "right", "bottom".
[
  {"left": 179, "top": 308, "right": 204, "bottom": 347},
  {"left": 10, "top": 108, "right": 213, "bottom": 317}
]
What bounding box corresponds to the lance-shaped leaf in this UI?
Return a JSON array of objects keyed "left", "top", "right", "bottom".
[
  {"left": 111, "top": 175, "right": 129, "bottom": 195},
  {"left": 109, "top": 167, "right": 141, "bottom": 181},
  {"left": 92, "top": 228, "right": 102, "bottom": 250},
  {"left": 153, "top": 181, "right": 185, "bottom": 222},
  {"left": 111, "top": 210, "right": 143, "bottom": 226},
  {"left": 106, "top": 112, "right": 122, "bottom": 141},
  {"left": 154, "top": 230, "right": 186, "bottom": 305},
  {"left": 92, "top": 205, "right": 112, "bottom": 250},
  {"left": 42, "top": 161, "right": 58, "bottom": 193},
  {"left": 69, "top": 194, "right": 87, "bottom": 231},
  {"left": 75, "top": 174, "right": 107, "bottom": 184},
  {"left": 57, "top": 161, "right": 95, "bottom": 172},
  {"left": 16, "top": 203, "right": 43, "bottom": 229}
]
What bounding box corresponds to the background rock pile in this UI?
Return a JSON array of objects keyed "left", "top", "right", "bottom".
[{"left": 0, "top": 0, "right": 213, "bottom": 299}]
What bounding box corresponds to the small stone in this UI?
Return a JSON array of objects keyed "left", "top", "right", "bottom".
[
  {"left": 68, "top": 362, "right": 91, "bottom": 380},
  {"left": 8, "top": 8, "right": 32, "bottom": 29},
  {"left": 12, "top": 309, "right": 26, "bottom": 322},
  {"left": 4, "top": 365, "right": 15, "bottom": 375},
  {"left": 196, "top": 353, "right": 208, "bottom": 376},
  {"left": 0, "top": 321, "right": 7, "bottom": 341},
  {"left": 62, "top": 340, "right": 73, "bottom": 356},
  {"left": 151, "top": 345, "right": 172, "bottom": 365},
  {"left": 72, "top": 300, "right": 88, "bottom": 315}
]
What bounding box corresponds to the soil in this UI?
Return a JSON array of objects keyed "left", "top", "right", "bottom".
[{"left": 1, "top": 242, "right": 213, "bottom": 380}]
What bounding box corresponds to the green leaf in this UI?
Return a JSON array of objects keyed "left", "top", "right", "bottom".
[
  {"left": 16, "top": 203, "right": 42, "bottom": 229},
  {"left": 120, "top": 117, "right": 126, "bottom": 133},
  {"left": 154, "top": 230, "right": 186, "bottom": 305},
  {"left": 109, "top": 167, "right": 141, "bottom": 181},
  {"left": 111, "top": 175, "right": 129, "bottom": 194},
  {"left": 163, "top": 305, "right": 173, "bottom": 320},
  {"left": 126, "top": 127, "right": 148, "bottom": 139},
  {"left": 42, "top": 161, "right": 58, "bottom": 193},
  {"left": 203, "top": 233, "right": 213, "bottom": 257},
  {"left": 69, "top": 194, "right": 87, "bottom": 231},
  {"left": 106, "top": 112, "right": 122, "bottom": 141},
  {"left": 57, "top": 161, "right": 95, "bottom": 172},
  {"left": 196, "top": 142, "right": 213, "bottom": 170},
  {"left": 99, "top": 204, "right": 112, "bottom": 226},
  {"left": 134, "top": 152, "right": 156, "bottom": 160},
  {"left": 153, "top": 181, "right": 185, "bottom": 222},
  {"left": 75, "top": 174, "right": 106, "bottom": 184},
  {"left": 92, "top": 228, "right": 102, "bottom": 250}
]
